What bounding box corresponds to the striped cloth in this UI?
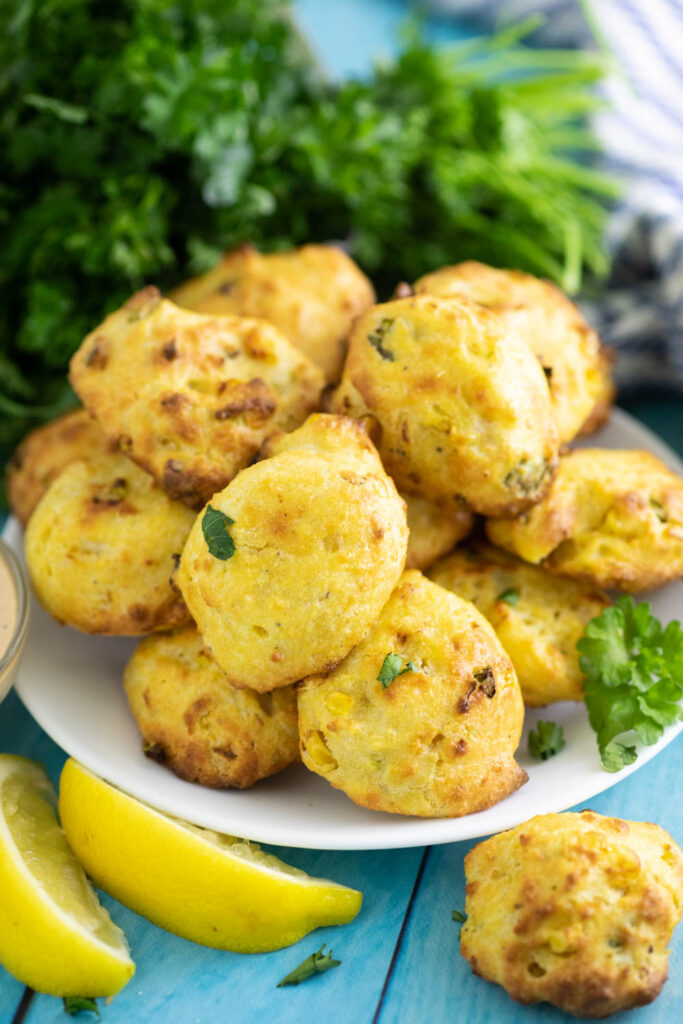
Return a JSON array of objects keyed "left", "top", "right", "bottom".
[{"left": 429, "top": 0, "right": 683, "bottom": 392}]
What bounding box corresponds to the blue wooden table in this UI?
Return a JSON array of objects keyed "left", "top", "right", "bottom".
[
  {"left": 2, "top": 3, "right": 683, "bottom": 1022},
  {"left": 1, "top": 414, "right": 682, "bottom": 1024}
]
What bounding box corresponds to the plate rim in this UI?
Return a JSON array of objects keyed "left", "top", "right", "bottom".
[{"left": 8, "top": 406, "right": 683, "bottom": 850}]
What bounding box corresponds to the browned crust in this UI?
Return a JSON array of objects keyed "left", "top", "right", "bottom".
[{"left": 137, "top": 720, "right": 298, "bottom": 789}]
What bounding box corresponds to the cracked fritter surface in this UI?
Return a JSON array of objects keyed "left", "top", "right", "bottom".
[
  {"left": 486, "top": 449, "right": 683, "bottom": 592},
  {"left": 69, "top": 287, "right": 324, "bottom": 508},
  {"left": 6, "top": 409, "right": 112, "bottom": 526},
  {"left": 177, "top": 414, "right": 408, "bottom": 692},
  {"left": 403, "top": 492, "right": 473, "bottom": 571},
  {"left": 461, "top": 811, "right": 683, "bottom": 1018},
  {"left": 413, "top": 261, "right": 614, "bottom": 443},
  {"left": 297, "top": 570, "right": 526, "bottom": 817},
  {"left": 330, "top": 294, "right": 558, "bottom": 515},
  {"left": 124, "top": 627, "right": 299, "bottom": 788},
  {"left": 170, "top": 243, "right": 375, "bottom": 382},
  {"left": 25, "top": 453, "right": 194, "bottom": 635},
  {"left": 429, "top": 544, "right": 610, "bottom": 706}
]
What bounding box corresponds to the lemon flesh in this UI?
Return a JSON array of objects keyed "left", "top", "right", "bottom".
[
  {"left": 59, "top": 759, "right": 362, "bottom": 953},
  {"left": 0, "top": 754, "right": 134, "bottom": 996}
]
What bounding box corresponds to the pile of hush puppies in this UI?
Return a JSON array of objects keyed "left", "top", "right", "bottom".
[{"left": 9, "top": 244, "right": 683, "bottom": 1018}]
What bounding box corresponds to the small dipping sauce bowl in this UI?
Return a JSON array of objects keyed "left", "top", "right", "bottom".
[{"left": 0, "top": 538, "right": 30, "bottom": 705}]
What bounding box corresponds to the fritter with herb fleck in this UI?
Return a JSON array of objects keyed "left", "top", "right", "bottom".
[
  {"left": 171, "top": 244, "right": 375, "bottom": 383},
  {"left": 69, "top": 287, "right": 324, "bottom": 508},
  {"left": 486, "top": 449, "right": 683, "bottom": 592},
  {"left": 6, "top": 409, "right": 113, "bottom": 527},
  {"left": 124, "top": 627, "right": 299, "bottom": 789},
  {"left": 460, "top": 811, "right": 683, "bottom": 1018},
  {"left": 25, "top": 454, "right": 194, "bottom": 635},
  {"left": 177, "top": 414, "right": 407, "bottom": 692},
  {"left": 330, "top": 294, "right": 558, "bottom": 516},
  {"left": 429, "top": 544, "right": 610, "bottom": 706},
  {"left": 298, "top": 570, "right": 526, "bottom": 817},
  {"left": 413, "top": 261, "right": 614, "bottom": 443}
]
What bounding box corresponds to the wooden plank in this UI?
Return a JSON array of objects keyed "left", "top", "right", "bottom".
[
  {"left": 377, "top": 738, "right": 683, "bottom": 1024},
  {"left": 1, "top": 691, "right": 425, "bottom": 1024}
]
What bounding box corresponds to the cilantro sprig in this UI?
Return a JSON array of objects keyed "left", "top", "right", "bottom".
[
  {"left": 528, "top": 720, "right": 565, "bottom": 760},
  {"left": 277, "top": 945, "right": 340, "bottom": 987},
  {"left": 577, "top": 597, "right": 683, "bottom": 772},
  {"left": 496, "top": 587, "right": 520, "bottom": 606},
  {"left": 378, "top": 653, "right": 417, "bottom": 688}
]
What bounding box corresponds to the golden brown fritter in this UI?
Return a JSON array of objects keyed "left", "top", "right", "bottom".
[
  {"left": 330, "top": 294, "right": 558, "bottom": 516},
  {"left": 429, "top": 545, "right": 610, "bottom": 706},
  {"left": 461, "top": 811, "right": 683, "bottom": 1018},
  {"left": 297, "top": 570, "right": 526, "bottom": 817},
  {"left": 413, "top": 261, "right": 615, "bottom": 443},
  {"left": 486, "top": 448, "right": 683, "bottom": 592},
  {"left": 69, "top": 287, "right": 324, "bottom": 508},
  {"left": 25, "top": 454, "right": 194, "bottom": 635},
  {"left": 177, "top": 414, "right": 408, "bottom": 692},
  {"left": 403, "top": 492, "right": 473, "bottom": 571},
  {"left": 170, "top": 243, "right": 375, "bottom": 382},
  {"left": 124, "top": 627, "right": 299, "bottom": 788},
  {"left": 6, "top": 409, "right": 112, "bottom": 526}
]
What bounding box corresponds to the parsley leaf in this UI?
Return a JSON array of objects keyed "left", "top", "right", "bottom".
[
  {"left": 378, "top": 653, "right": 417, "bottom": 688},
  {"left": 277, "top": 944, "right": 341, "bottom": 987},
  {"left": 63, "top": 997, "right": 99, "bottom": 1017},
  {"left": 496, "top": 587, "right": 519, "bottom": 606},
  {"left": 528, "top": 720, "right": 566, "bottom": 760},
  {"left": 577, "top": 597, "right": 683, "bottom": 772},
  {"left": 202, "top": 505, "right": 236, "bottom": 560},
  {"left": 451, "top": 909, "right": 467, "bottom": 923}
]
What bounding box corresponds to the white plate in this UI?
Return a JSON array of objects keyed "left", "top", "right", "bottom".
[{"left": 8, "top": 408, "right": 683, "bottom": 850}]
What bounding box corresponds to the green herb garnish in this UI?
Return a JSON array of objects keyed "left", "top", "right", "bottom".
[
  {"left": 63, "top": 997, "right": 99, "bottom": 1017},
  {"left": 0, "top": 5, "right": 613, "bottom": 455},
  {"left": 202, "top": 505, "right": 235, "bottom": 560},
  {"left": 367, "top": 318, "right": 395, "bottom": 361},
  {"left": 528, "top": 720, "right": 566, "bottom": 760},
  {"left": 497, "top": 587, "right": 520, "bottom": 606},
  {"left": 378, "top": 653, "right": 417, "bottom": 688},
  {"left": 451, "top": 909, "right": 467, "bottom": 923},
  {"left": 277, "top": 944, "right": 341, "bottom": 987},
  {"left": 577, "top": 597, "right": 683, "bottom": 772}
]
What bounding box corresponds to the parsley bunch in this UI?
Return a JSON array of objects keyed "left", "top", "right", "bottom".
[
  {"left": 1, "top": 1, "right": 615, "bottom": 450},
  {"left": 578, "top": 597, "right": 683, "bottom": 771}
]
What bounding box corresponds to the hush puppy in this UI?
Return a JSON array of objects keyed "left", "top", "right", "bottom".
[
  {"left": 69, "top": 287, "right": 323, "bottom": 508},
  {"left": 124, "top": 627, "right": 299, "bottom": 788},
  {"left": 25, "top": 454, "right": 194, "bottom": 635},
  {"left": 298, "top": 570, "right": 527, "bottom": 817},
  {"left": 170, "top": 243, "right": 375, "bottom": 382},
  {"left": 413, "top": 261, "right": 614, "bottom": 443},
  {"left": 429, "top": 545, "right": 610, "bottom": 706},
  {"left": 461, "top": 811, "right": 683, "bottom": 1018},
  {"left": 330, "top": 294, "right": 558, "bottom": 515},
  {"left": 177, "top": 414, "right": 408, "bottom": 692},
  {"left": 6, "top": 409, "right": 112, "bottom": 526},
  {"left": 403, "top": 492, "right": 473, "bottom": 571},
  {"left": 486, "top": 449, "right": 683, "bottom": 592}
]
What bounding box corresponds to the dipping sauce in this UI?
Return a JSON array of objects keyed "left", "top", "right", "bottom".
[{"left": 0, "top": 540, "right": 29, "bottom": 703}]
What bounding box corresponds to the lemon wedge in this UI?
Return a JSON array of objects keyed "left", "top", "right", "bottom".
[
  {"left": 59, "top": 759, "right": 362, "bottom": 952},
  {"left": 0, "top": 754, "right": 134, "bottom": 996}
]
